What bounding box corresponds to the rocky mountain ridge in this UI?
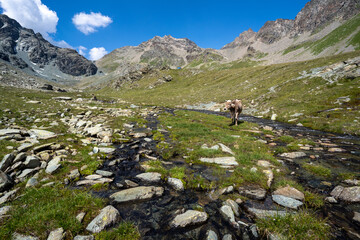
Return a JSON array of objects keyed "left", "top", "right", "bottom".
[{"left": 0, "top": 14, "right": 97, "bottom": 84}]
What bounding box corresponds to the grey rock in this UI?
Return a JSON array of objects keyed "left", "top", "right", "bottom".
[
  {"left": 353, "top": 212, "right": 360, "bottom": 223},
  {"left": 76, "top": 178, "right": 113, "bottom": 186},
  {"left": 73, "top": 236, "right": 94, "bottom": 240},
  {"left": 124, "top": 180, "right": 138, "bottom": 188},
  {"left": 76, "top": 212, "right": 86, "bottom": 223},
  {"left": 17, "top": 143, "right": 34, "bottom": 152},
  {"left": 85, "top": 125, "right": 103, "bottom": 136},
  {"left": 0, "top": 129, "right": 21, "bottom": 136},
  {"left": 98, "top": 147, "right": 116, "bottom": 154},
  {"left": 17, "top": 168, "right": 37, "bottom": 179},
  {"left": 338, "top": 186, "right": 360, "bottom": 203},
  {"left": 0, "top": 170, "right": 13, "bottom": 192},
  {"left": 247, "top": 208, "right": 288, "bottom": 219},
  {"left": 86, "top": 205, "right": 120, "bottom": 233},
  {"left": 167, "top": 177, "right": 184, "bottom": 191},
  {"left": 26, "top": 177, "right": 39, "bottom": 188},
  {"left": 249, "top": 225, "right": 259, "bottom": 238},
  {"left": 0, "top": 153, "right": 15, "bottom": 171},
  {"left": 68, "top": 169, "right": 80, "bottom": 180},
  {"left": 224, "top": 199, "right": 240, "bottom": 217},
  {"left": 33, "top": 143, "right": 53, "bottom": 153},
  {"left": 239, "top": 187, "right": 267, "bottom": 200},
  {"left": 272, "top": 195, "right": 303, "bottom": 209},
  {"left": 222, "top": 234, "right": 232, "bottom": 240},
  {"left": 169, "top": 210, "right": 208, "bottom": 228},
  {"left": 24, "top": 155, "right": 41, "bottom": 168},
  {"left": 95, "top": 170, "right": 113, "bottom": 177},
  {"left": 46, "top": 156, "right": 61, "bottom": 174},
  {"left": 325, "top": 196, "right": 337, "bottom": 203},
  {"left": 206, "top": 230, "right": 218, "bottom": 240},
  {"left": 52, "top": 97, "right": 72, "bottom": 101},
  {"left": 110, "top": 186, "right": 164, "bottom": 203},
  {"left": 12, "top": 233, "right": 39, "bottom": 240},
  {"left": 47, "top": 228, "right": 64, "bottom": 240},
  {"left": 0, "top": 205, "right": 11, "bottom": 216},
  {"left": 0, "top": 188, "right": 19, "bottom": 205},
  {"left": 218, "top": 143, "right": 235, "bottom": 155},
  {"left": 199, "top": 157, "right": 238, "bottom": 166},
  {"left": 220, "top": 205, "right": 237, "bottom": 227},
  {"left": 279, "top": 152, "right": 306, "bottom": 159},
  {"left": 14, "top": 152, "right": 27, "bottom": 163},
  {"left": 273, "top": 186, "right": 304, "bottom": 201},
  {"left": 29, "top": 129, "right": 57, "bottom": 140},
  {"left": 330, "top": 185, "right": 344, "bottom": 198},
  {"left": 135, "top": 172, "right": 162, "bottom": 183}
]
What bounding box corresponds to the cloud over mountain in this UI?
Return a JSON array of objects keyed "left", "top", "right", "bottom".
[
  {"left": 89, "top": 47, "right": 108, "bottom": 60},
  {"left": 72, "top": 12, "right": 112, "bottom": 35}
]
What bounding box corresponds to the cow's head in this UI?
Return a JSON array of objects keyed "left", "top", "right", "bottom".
[{"left": 224, "top": 100, "right": 235, "bottom": 111}]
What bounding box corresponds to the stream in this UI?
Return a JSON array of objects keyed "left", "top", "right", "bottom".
[{"left": 92, "top": 109, "right": 360, "bottom": 239}]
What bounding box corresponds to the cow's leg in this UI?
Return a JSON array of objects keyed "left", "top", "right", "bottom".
[
  {"left": 230, "top": 110, "right": 235, "bottom": 125},
  {"left": 235, "top": 111, "right": 239, "bottom": 125}
]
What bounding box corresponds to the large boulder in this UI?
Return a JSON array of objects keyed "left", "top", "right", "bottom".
[
  {"left": 0, "top": 153, "right": 15, "bottom": 171},
  {"left": 273, "top": 185, "right": 304, "bottom": 201},
  {"left": 86, "top": 205, "right": 120, "bottom": 233},
  {"left": 0, "top": 171, "right": 13, "bottom": 192},
  {"left": 331, "top": 186, "right": 360, "bottom": 203}
]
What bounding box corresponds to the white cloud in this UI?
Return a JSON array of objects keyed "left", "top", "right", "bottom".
[
  {"left": 78, "top": 46, "right": 87, "bottom": 56},
  {"left": 89, "top": 47, "right": 107, "bottom": 61},
  {"left": 51, "top": 40, "right": 73, "bottom": 49},
  {"left": 72, "top": 12, "right": 112, "bottom": 35},
  {"left": 0, "top": 0, "right": 58, "bottom": 38}
]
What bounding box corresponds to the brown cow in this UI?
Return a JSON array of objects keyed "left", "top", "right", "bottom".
[{"left": 224, "top": 99, "right": 243, "bottom": 125}]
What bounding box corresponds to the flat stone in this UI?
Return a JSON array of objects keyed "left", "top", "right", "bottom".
[
  {"left": 110, "top": 186, "right": 164, "bottom": 203},
  {"left": 86, "top": 205, "right": 120, "bottom": 233},
  {"left": 0, "top": 129, "right": 21, "bottom": 136},
  {"left": 199, "top": 157, "right": 238, "bottom": 166},
  {"left": 76, "top": 212, "right": 86, "bottom": 222},
  {"left": 135, "top": 172, "right": 162, "bottom": 183},
  {"left": 98, "top": 147, "right": 115, "bottom": 154},
  {"left": 29, "top": 129, "right": 57, "bottom": 140},
  {"left": 95, "top": 170, "right": 113, "bottom": 177},
  {"left": 279, "top": 152, "right": 306, "bottom": 159},
  {"left": 0, "top": 188, "right": 19, "bottom": 205},
  {"left": 68, "top": 169, "right": 80, "bottom": 180},
  {"left": 132, "top": 132, "right": 147, "bottom": 138},
  {"left": 33, "top": 143, "right": 53, "bottom": 153},
  {"left": 353, "top": 212, "right": 360, "bottom": 223},
  {"left": 52, "top": 96, "right": 72, "bottom": 101},
  {"left": 45, "top": 156, "right": 61, "bottom": 174},
  {"left": 169, "top": 210, "right": 208, "bottom": 228},
  {"left": 85, "top": 125, "right": 104, "bottom": 136},
  {"left": 0, "top": 171, "right": 13, "bottom": 192},
  {"left": 0, "top": 205, "right": 11, "bottom": 216},
  {"left": 272, "top": 195, "right": 303, "bottom": 209},
  {"left": 218, "top": 143, "right": 235, "bottom": 155},
  {"left": 239, "top": 187, "right": 266, "bottom": 200},
  {"left": 85, "top": 174, "right": 102, "bottom": 180},
  {"left": 330, "top": 185, "right": 344, "bottom": 198},
  {"left": 247, "top": 208, "right": 288, "bottom": 219},
  {"left": 124, "top": 180, "right": 139, "bottom": 187},
  {"left": 257, "top": 160, "right": 272, "bottom": 168},
  {"left": 17, "top": 143, "right": 34, "bottom": 152},
  {"left": 73, "top": 236, "right": 94, "bottom": 240},
  {"left": 0, "top": 153, "right": 15, "bottom": 171},
  {"left": 17, "top": 168, "right": 37, "bottom": 179},
  {"left": 328, "top": 148, "right": 346, "bottom": 153},
  {"left": 12, "top": 233, "right": 39, "bottom": 240},
  {"left": 220, "top": 205, "right": 237, "bottom": 226},
  {"left": 338, "top": 186, "right": 360, "bottom": 203},
  {"left": 167, "top": 177, "right": 184, "bottom": 191},
  {"left": 26, "top": 177, "right": 39, "bottom": 188},
  {"left": 47, "top": 228, "right": 64, "bottom": 240},
  {"left": 273, "top": 186, "right": 304, "bottom": 201},
  {"left": 76, "top": 178, "right": 113, "bottom": 186},
  {"left": 14, "top": 152, "right": 27, "bottom": 163}
]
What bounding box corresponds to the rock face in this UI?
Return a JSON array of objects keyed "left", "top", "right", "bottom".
[
  {"left": 86, "top": 205, "right": 120, "bottom": 233},
  {"left": 169, "top": 210, "right": 208, "bottom": 228},
  {"left": 222, "top": 29, "right": 256, "bottom": 49},
  {"left": 0, "top": 14, "right": 97, "bottom": 82}
]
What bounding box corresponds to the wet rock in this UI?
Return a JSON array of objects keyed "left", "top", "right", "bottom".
[
  {"left": 239, "top": 187, "right": 266, "bottom": 200},
  {"left": 47, "top": 228, "right": 64, "bottom": 240},
  {"left": 169, "top": 210, "right": 208, "bottom": 228},
  {"left": 135, "top": 172, "right": 162, "bottom": 183},
  {"left": 224, "top": 199, "right": 240, "bottom": 217},
  {"left": 273, "top": 186, "right": 304, "bottom": 201},
  {"left": 29, "top": 129, "right": 57, "bottom": 140},
  {"left": 0, "top": 153, "right": 15, "bottom": 171},
  {"left": 0, "top": 171, "right": 13, "bottom": 192},
  {"left": 218, "top": 143, "right": 235, "bottom": 155},
  {"left": 199, "top": 157, "right": 238, "bottom": 166},
  {"left": 73, "top": 236, "right": 94, "bottom": 240},
  {"left": 26, "top": 177, "right": 39, "bottom": 188},
  {"left": 168, "top": 177, "right": 184, "bottom": 191},
  {"left": 279, "top": 152, "right": 306, "bottom": 159},
  {"left": 0, "top": 188, "right": 19, "bottom": 205},
  {"left": 110, "top": 186, "right": 164, "bottom": 203},
  {"left": 86, "top": 205, "right": 120, "bottom": 233},
  {"left": 95, "top": 170, "right": 113, "bottom": 177},
  {"left": 24, "top": 156, "right": 41, "bottom": 168},
  {"left": 206, "top": 230, "right": 218, "bottom": 240},
  {"left": 12, "top": 233, "right": 39, "bottom": 240},
  {"left": 45, "top": 156, "right": 61, "bottom": 174},
  {"left": 272, "top": 195, "right": 303, "bottom": 209},
  {"left": 247, "top": 208, "right": 288, "bottom": 219}
]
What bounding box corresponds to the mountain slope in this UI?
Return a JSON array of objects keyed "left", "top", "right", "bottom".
[{"left": 0, "top": 14, "right": 97, "bottom": 84}]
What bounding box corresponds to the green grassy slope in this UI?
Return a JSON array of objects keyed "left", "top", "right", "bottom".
[{"left": 97, "top": 51, "right": 360, "bottom": 135}]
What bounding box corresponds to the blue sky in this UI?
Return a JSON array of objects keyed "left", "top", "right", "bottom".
[{"left": 0, "top": 0, "right": 310, "bottom": 60}]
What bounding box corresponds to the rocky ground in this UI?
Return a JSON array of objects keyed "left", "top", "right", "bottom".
[{"left": 0, "top": 88, "right": 359, "bottom": 239}]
